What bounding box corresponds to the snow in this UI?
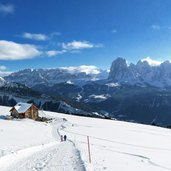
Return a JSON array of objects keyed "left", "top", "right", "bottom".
[
  {"left": 89, "top": 94, "right": 108, "bottom": 100},
  {"left": 0, "top": 117, "right": 54, "bottom": 157},
  {"left": 66, "top": 80, "right": 74, "bottom": 84},
  {"left": 1, "top": 141, "right": 85, "bottom": 171},
  {"left": 105, "top": 82, "right": 120, "bottom": 87},
  {"left": 141, "top": 57, "right": 162, "bottom": 66},
  {"left": 85, "top": 94, "right": 110, "bottom": 103},
  {"left": 0, "top": 106, "right": 85, "bottom": 171},
  {"left": 60, "top": 65, "right": 101, "bottom": 75},
  {"left": 13, "top": 102, "right": 32, "bottom": 113},
  {"left": 0, "top": 142, "right": 59, "bottom": 171},
  {"left": 0, "top": 77, "right": 5, "bottom": 86},
  {"left": 108, "top": 57, "right": 171, "bottom": 87},
  {"left": 1, "top": 105, "right": 171, "bottom": 171},
  {"left": 45, "top": 111, "right": 171, "bottom": 171},
  {"left": 76, "top": 94, "right": 82, "bottom": 102}
]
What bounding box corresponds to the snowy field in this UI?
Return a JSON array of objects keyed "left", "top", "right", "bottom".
[{"left": 1, "top": 106, "right": 171, "bottom": 171}]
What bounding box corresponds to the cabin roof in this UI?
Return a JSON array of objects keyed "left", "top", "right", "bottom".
[{"left": 14, "top": 102, "right": 33, "bottom": 113}]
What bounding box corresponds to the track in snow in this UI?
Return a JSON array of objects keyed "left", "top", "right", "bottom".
[
  {"left": 5, "top": 142, "right": 85, "bottom": 171},
  {"left": 0, "top": 118, "right": 86, "bottom": 171}
]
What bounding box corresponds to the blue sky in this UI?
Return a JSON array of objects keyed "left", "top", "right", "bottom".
[{"left": 0, "top": 0, "right": 171, "bottom": 74}]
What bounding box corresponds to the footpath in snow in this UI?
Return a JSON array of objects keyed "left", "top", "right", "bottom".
[
  {"left": 2, "top": 105, "right": 171, "bottom": 171},
  {"left": 3, "top": 142, "right": 85, "bottom": 171},
  {"left": 0, "top": 107, "right": 86, "bottom": 171},
  {"left": 46, "top": 111, "right": 171, "bottom": 171}
]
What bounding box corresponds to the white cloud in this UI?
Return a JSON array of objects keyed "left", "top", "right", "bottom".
[
  {"left": 22, "top": 32, "right": 61, "bottom": 41},
  {"left": 60, "top": 65, "right": 101, "bottom": 75},
  {"left": 94, "top": 43, "right": 104, "bottom": 48},
  {"left": 0, "top": 65, "right": 7, "bottom": 70},
  {"left": 46, "top": 50, "right": 66, "bottom": 57},
  {"left": 112, "top": 29, "right": 117, "bottom": 33},
  {"left": 0, "top": 3, "right": 15, "bottom": 15},
  {"left": 62, "top": 41, "right": 93, "bottom": 50},
  {"left": 151, "top": 25, "right": 161, "bottom": 30},
  {"left": 0, "top": 65, "right": 11, "bottom": 76},
  {"left": 46, "top": 40, "right": 103, "bottom": 57},
  {"left": 62, "top": 41, "right": 102, "bottom": 50},
  {"left": 0, "top": 71, "right": 12, "bottom": 77},
  {"left": 50, "top": 32, "right": 61, "bottom": 38},
  {"left": 151, "top": 25, "right": 171, "bottom": 31},
  {"left": 23, "top": 32, "right": 48, "bottom": 41},
  {"left": 141, "top": 57, "right": 162, "bottom": 66},
  {"left": 0, "top": 40, "right": 42, "bottom": 60}
]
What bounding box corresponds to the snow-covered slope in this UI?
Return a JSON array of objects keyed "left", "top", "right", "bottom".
[
  {"left": 0, "top": 107, "right": 55, "bottom": 157},
  {"left": 1, "top": 105, "right": 171, "bottom": 171},
  {"left": 0, "top": 106, "right": 85, "bottom": 171},
  {"left": 46, "top": 111, "right": 171, "bottom": 171}
]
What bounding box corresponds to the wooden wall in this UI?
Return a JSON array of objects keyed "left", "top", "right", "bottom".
[
  {"left": 25, "top": 105, "right": 38, "bottom": 120},
  {"left": 11, "top": 105, "right": 39, "bottom": 120}
]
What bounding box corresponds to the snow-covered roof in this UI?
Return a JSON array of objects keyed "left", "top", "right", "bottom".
[{"left": 14, "top": 102, "right": 33, "bottom": 113}]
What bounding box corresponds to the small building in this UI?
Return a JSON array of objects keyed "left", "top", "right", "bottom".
[{"left": 10, "top": 102, "right": 39, "bottom": 120}]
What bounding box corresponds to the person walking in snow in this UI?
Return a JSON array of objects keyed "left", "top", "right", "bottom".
[
  {"left": 64, "top": 135, "right": 67, "bottom": 141},
  {"left": 60, "top": 135, "right": 63, "bottom": 142}
]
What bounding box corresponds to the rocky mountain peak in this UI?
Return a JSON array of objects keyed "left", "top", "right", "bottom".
[
  {"left": 111, "top": 57, "right": 127, "bottom": 68},
  {"left": 108, "top": 57, "right": 128, "bottom": 81},
  {"left": 136, "top": 60, "right": 150, "bottom": 67},
  {"left": 0, "top": 77, "right": 6, "bottom": 87},
  {"left": 108, "top": 57, "right": 171, "bottom": 87},
  {"left": 160, "top": 60, "right": 171, "bottom": 68}
]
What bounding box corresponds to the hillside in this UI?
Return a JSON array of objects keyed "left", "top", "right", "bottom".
[{"left": 0, "top": 106, "right": 171, "bottom": 171}]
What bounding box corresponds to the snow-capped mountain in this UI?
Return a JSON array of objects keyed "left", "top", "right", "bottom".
[
  {"left": 108, "top": 57, "right": 171, "bottom": 87},
  {"left": 0, "top": 77, "right": 5, "bottom": 87},
  {"left": 5, "top": 66, "right": 108, "bottom": 87},
  {"left": 6, "top": 57, "right": 171, "bottom": 88},
  {"left": 3, "top": 57, "right": 171, "bottom": 126}
]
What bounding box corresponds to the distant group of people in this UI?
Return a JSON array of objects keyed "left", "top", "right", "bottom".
[{"left": 60, "top": 135, "right": 67, "bottom": 142}]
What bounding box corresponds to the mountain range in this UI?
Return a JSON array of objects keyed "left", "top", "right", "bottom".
[
  {"left": 5, "top": 57, "right": 171, "bottom": 88},
  {"left": 2, "top": 57, "right": 171, "bottom": 127},
  {"left": 5, "top": 66, "right": 108, "bottom": 87},
  {"left": 109, "top": 57, "right": 171, "bottom": 87}
]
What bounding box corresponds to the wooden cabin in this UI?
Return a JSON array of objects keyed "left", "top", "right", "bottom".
[{"left": 10, "top": 102, "right": 39, "bottom": 120}]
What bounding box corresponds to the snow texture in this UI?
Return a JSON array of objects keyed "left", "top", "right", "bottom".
[
  {"left": 13, "top": 102, "right": 32, "bottom": 113},
  {"left": 1, "top": 105, "right": 171, "bottom": 171},
  {"left": 46, "top": 111, "right": 171, "bottom": 171},
  {"left": 0, "top": 106, "right": 85, "bottom": 171}
]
